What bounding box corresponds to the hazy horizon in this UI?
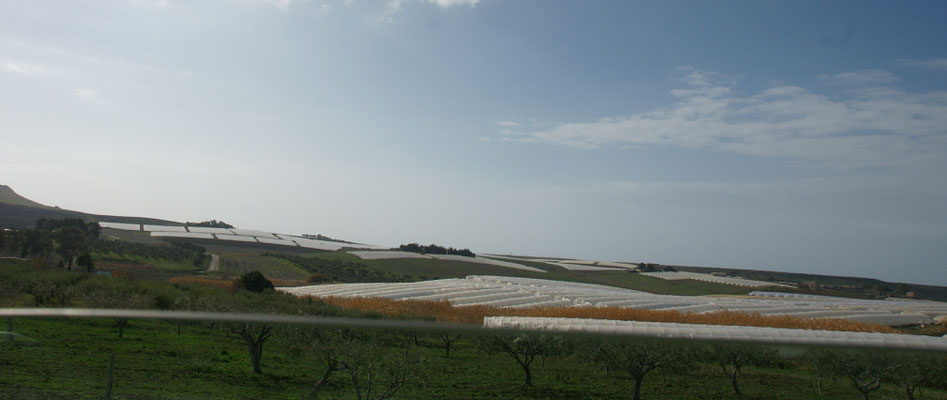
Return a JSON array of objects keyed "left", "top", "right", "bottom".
[{"left": 2, "top": 1, "right": 946, "bottom": 286}]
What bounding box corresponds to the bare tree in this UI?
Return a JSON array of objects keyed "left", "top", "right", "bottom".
[
  {"left": 81, "top": 283, "right": 154, "bottom": 338},
  {"left": 805, "top": 349, "right": 837, "bottom": 396},
  {"left": 887, "top": 354, "right": 938, "bottom": 400},
  {"left": 439, "top": 333, "right": 461, "bottom": 358},
  {"left": 298, "top": 329, "right": 422, "bottom": 400},
  {"left": 229, "top": 322, "right": 274, "bottom": 374},
  {"left": 833, "top": 351, "right": 891, "bottom": 400},
  {"left": 345, "top": 345, "right": 420, "bottom": 400},
  {"left": 482, "top": 334, "right": 564, "bottom": 386},
  {"left": 706, "top": 344, "right": 776, "bottom": 396},
  {"left": 596, "top": 339, "right": 692, "bottom": 400}
]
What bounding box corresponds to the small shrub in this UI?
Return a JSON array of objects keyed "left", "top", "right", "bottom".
[{"left": 236, "top": 271, "right": 274, "bottom": 293}]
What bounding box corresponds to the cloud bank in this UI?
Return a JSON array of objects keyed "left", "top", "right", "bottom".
[{"left": 509, "top": 67, "right": 947, "bottom": 170}]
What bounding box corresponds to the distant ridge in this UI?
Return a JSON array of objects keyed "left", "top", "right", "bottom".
[
  {"left": 0, "top": 185, "right": 51, "bottom": 209},
  {"left": 0, "top": 184, "right": 181, "bottom": 229}
]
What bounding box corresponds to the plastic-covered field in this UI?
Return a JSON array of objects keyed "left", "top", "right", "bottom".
[
  {"left": 486, "top": 255, "right": 637, "bottom": 271},
  {"left": 348, "top": 252, "right": 546, "bottom": 273},
  {"left": 255, "top": 237, "right": 298, "bottom": 247},
  {"left": 291, "top": 238, "right": 344, "bottom": 251},
  {"left": 483, "top": 316, "right": 947, "bottom": 351},
  {"left": 184, "top": 226, "right": 234, "bottom": 235},
  {"left": 230, "top": 229, "right": 275, "bottom": 237},
  {"left": 350, "top": 251, "right": 432, "bottom": 260},
  {"left": 99, "top": 222, "right": 140, "bottom": 231},
  {"left": 428, "top": 254, "right": 546, "bottom": 273},
  {"left": 150, "top": 232, "right": 215, "bottom": 240},
  {"left": 142, "top": 224, "right": 187, "bottom": 232},
  {"left": 121, "top": 224, "right": 388, "bottom": 251},
  {"left": 553, "top": 263, "right": 623, "bottom": 271},
  {"left": 640, "top": 271, "right": 793, "bottom": 288},
  {"left": 278, "top": 275, "right": 947, "bottom": 327},
  {"left": 215, "top": 235, "right": 258, "bottom": 243}
]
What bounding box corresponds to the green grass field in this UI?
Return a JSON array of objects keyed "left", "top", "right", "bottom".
[
  {"left": 1, "top": 317, "right": 944, "bottom": 400},
  {"left": 218, "top": 254, "right": 311, "bottom": 280}
]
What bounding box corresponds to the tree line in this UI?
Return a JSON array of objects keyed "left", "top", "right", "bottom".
[
  {"left": 398, "top": 243, "right": 475, "bottom": 258},
  {"left": 185, "top": 220, "right": 234, "bottom": 228},
  {"left": 0, "top": 217, "right": 101, "bottom": 271}
]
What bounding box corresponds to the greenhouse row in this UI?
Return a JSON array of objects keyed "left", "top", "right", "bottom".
[
  {"left": 483, "top": 316, "right": 947, "bottom": 351},
  {"left": 280, "top": 275, "right": 947, "bottom": 326}
]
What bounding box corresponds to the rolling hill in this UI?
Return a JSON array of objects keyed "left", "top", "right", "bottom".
[{"left": 3, "top": 184, "right": 945, "bottom": 301}]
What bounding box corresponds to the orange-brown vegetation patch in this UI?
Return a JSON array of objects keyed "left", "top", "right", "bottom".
[
  {"left": 270, "top": 278, "right": 308, "bottom": 287},
  {"left": 315, "top": 296, "right": 896, "bottom": 334},
  {"left": 169, "top": 276, "right": 235, "bottom": 291}
]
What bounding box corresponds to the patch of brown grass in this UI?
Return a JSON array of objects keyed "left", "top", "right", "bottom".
[
  {"left": 314, "top": 296, "right": 896, "bottom": 333},
  {"left": 270, "top": 278, "right": 307, "bottom": 287}
]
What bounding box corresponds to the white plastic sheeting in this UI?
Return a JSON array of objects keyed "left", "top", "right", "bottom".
[
  {"left": 292, "top": 238, "right": 345, "bottom": 251},
  {"left": 255, "top": 237, "right": 298, "bottom": 247},
  {"left": 483, "top": 317, "right": 947, "bottom": 352},
  {"left": 185, "top": 226, "right": 234, "bottom": 235},
  {"left": 99, "top": 222, "right": 141, "bottom": 231},
  {"left": 230, "top": 229, "right": 275, "bottom": 237},
  {"left": 142, "top": 224, "right": 187, "bottom": 232},
  {"left": 350, "top": 251, "right": 432, "bottom": 260},
  {"left": 554, "top": 263, "right": 623, "bottom": 271},
  {"left": 428, "top": 254, "right": 546, "bottom": 273},
  {"left": 215, "top": 235, "right": 258, "bottom": 243},
  {"left": 278, "top": 275, "right": 947, "bottom": 327},
  {"left": 117, "top": 224, "right": 386, "bottom": 251},
  {"left": 641, "top": 272, "right": 793, "bottom": 288},
  {"left": 150, "top": 232, "right": 214, "bottom": 240},
  {"left": 348, "top": 252, "right": 546, "bottom": 273}
]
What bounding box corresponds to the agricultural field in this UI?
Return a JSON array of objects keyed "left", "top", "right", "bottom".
[
  {"left": 640, "top": 271, "right": 794, "bottom": 288},
  {"left": 350, "top": 251, "right": 547, "bottom": 273},
  {"left": 2, "top": 256, "right": 946, "bottom": 399},
  {"left": 280, "top": 276, "right": 947, "bottom": 327},
  {"left": 218, "top": 254, "right": 310, "bottom": 281}
]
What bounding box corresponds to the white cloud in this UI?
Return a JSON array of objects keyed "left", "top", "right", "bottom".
[
  {"left": 819, "top": 69, "right": 899, "bottom": 85},
  {"left": 427, "top": 0, "right": 479, "bottom": 7},
  {"left": 128, "top": 0, "right": 171, "bottom": 8},
  {"left": 900, "top": 58, "right": 947, "bottom": 71},
  {"left": 3, "top": 61, "right": 46, "bottom": 76},
  {"left": 515, "top": 68, "right": 947, "bottom": 170},
  {"left": 263, "top": 0, "right": 292, "bottom": 12},
  {"left": 376, "top": 0, "right": 479, "bottom": 23},
  {"left": 73, "top": 87, "right": 106, "bottom": 105},
  {"left": 375, "top": 0, "right": 402, "bottom": 23},
  {"left": 496, "top": 120, "right": 519, "bottom": 127}
]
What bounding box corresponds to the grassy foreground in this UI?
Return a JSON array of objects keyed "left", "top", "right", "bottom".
[{"left": 3, "top": 317, "right": 945, "bottom": 400}]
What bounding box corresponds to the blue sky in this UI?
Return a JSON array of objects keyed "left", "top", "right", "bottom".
[{"left": 2, "top": 0, "right": 946, "bottom": 285}]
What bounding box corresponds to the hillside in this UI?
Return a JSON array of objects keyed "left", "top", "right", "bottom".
[
  {"left": 0, "top": 184, "right": 50, "bottom": 208},
  {"left": 0, "top": 184, "right": 181, "bottom": 228},
  {"left": 3, "top": 184, "right": 945, "bottom": 301}
]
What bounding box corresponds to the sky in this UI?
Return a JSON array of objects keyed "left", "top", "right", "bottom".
[{"left": 1, "top": 0, "right": 946, "bottom": 285}]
